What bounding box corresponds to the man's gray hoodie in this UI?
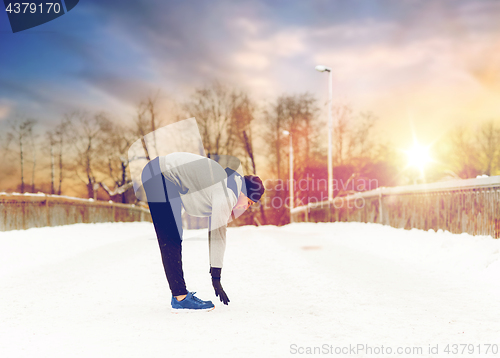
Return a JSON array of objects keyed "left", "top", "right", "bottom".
[{"left": 159, "top": 152, "right": 243, "bottom": 269}]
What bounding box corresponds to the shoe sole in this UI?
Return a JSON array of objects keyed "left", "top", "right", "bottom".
[{"left": 171, "top": 306, "right": 215, "bottom": 314}]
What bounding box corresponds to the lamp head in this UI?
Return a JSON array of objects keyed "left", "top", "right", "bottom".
[{"left": 315, "top": 65, "right": 331, "bottom": 72}]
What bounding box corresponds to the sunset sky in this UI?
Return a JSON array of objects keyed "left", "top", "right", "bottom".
[{"left": 1, "top": 0, "right": 500, "bottom": 150}]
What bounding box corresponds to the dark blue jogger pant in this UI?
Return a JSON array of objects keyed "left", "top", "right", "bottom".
[{"left": 141, "top": 157, "right": 188, "bottom": 297}]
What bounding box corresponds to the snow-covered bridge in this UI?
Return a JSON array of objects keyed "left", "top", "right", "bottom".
[{"left": 1, "top": 222, "right": 499, "bottom": 357}]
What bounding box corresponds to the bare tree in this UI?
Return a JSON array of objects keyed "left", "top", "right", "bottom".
[
  {"left": 242, "top": 130, "right": 256, "bottom": 174},
  {"left": 65, "top": 111, "right": 136, "bottom": 201},
  {"left": 476, "top": 120, "right": 500, "bottom": 176},
  {"left": 228, "top": 91, "right": 256, "bottom": 172},
  {"left": 55, "top": 117, "right": 71, "bottom": 195},
  {"left": 262, "top": 93, "right": 321, "bottom": 224},
  {"left": 40, "top": 116, "right": 72, "bottom": 195},
  {"left": 440, "top": 125, "right": 480, "bottom": 179},
  {"left": 97, "top": 122, "right": 136, "bottom": 202},
  {"left": 330, "top": 104, "right": 388, "bottom": 178},
  {"left": 289, "top": 93, "right": 320, "bottom": 183},
  {"left": 68, "top": 112, "right": 114, "bottom": 199},
  {"left": 332, "top": 104, "right": 351, "bottom": 166},
  {"left": 184, "top": 81, "right": 255, "bottom": 160},
  {"left": 185, "top": 82, "right": 264, "bottom": 225},
  {"left": 439, "top": 121, "right": 500, "bottom": 179},
  {"left": 5, "top": 118, "right": 37, "bottom": 193},
  {"left": 263, "top": 96, "right": 287, "bottom": 180},
  {"left": 27, "top": 123, "right": 38, "bottom": 192},
  {"left": 46, "top": 131, "right": 56, "bottom": 194},
  {"left": 133, "top": 93, "right": 167, "bottom": 161},
  {"left": 348, "top": 112, "right": 378, "bottom": 162},
  {"left": 264, "top": 93, "right": 320, "bottom": 180}
]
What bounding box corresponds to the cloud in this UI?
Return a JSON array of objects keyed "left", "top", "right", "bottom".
[
  {"left": 459, "top": 36, "right": 500, "bottom": 92},
  {"left": 2, "top": 0, "right": 500, "bottom": 142},
  {"left": 0, "top": 102, "right": 11, "bottom": 121}
]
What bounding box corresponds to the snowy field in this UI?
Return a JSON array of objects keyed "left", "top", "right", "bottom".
[{"left": 1, "top": 221, "right": 499, "bottom": 358}]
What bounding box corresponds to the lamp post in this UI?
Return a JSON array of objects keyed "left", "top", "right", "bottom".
[
  {"left": 315, "top": 65, "right": 333, "bottom": 204},
  {"left": 283, "top": 130, "right": 293, "bottom": 222}
]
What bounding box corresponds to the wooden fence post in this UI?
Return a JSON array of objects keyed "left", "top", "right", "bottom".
[{"left": 46, "top": 196, "right": 50, "bottom": 227}]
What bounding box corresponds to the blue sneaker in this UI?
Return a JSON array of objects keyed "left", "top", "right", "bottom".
[{"left": 171, "top": 292, "right": 215, "bottom": 313}]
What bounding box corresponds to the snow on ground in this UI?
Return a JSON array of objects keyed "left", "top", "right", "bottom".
[{"left": 1, "top": 222, "right": 499, "bottom": 358}]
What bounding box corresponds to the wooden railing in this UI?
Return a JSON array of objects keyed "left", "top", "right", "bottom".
[
  {"left": 291, "top": 176, "right": 500, "bottom": 238},
  {"left": 0, "top": 193, "right": 151, "bottom": 231}
]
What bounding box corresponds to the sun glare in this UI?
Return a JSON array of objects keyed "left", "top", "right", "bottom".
[{"left": 406, "top": 143, "right": 432, "bottom": 170}]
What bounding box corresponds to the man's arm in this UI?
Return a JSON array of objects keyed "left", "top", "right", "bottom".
[
  {"left": 208, "top": 183, "right": 233, "bottom": 268},
  {"left": 208, "top": 182, "right": 234, "bottom": 305}
]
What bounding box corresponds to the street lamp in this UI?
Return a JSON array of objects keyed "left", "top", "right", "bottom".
[
  {"left": 315, "top": 64, "right": 333, "bottom": 204},
  {"left": 283, "top": 130, "right": 293, "bottom": 222}
]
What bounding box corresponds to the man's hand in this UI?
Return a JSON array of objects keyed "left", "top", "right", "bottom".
[{"left": 210, "top": 267, "right": 230, "bottom": 305}]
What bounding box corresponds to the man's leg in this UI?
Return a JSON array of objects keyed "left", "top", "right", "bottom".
[{"left": 142, "top": 158, "right": 188, "bottom": 298}]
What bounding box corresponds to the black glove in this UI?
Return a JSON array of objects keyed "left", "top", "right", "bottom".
[{"left": 210, "top": 267, "right": 230, "bottom": 305}]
